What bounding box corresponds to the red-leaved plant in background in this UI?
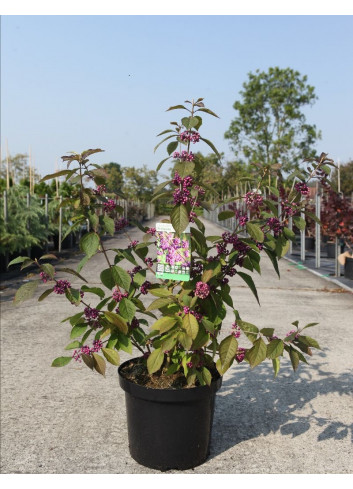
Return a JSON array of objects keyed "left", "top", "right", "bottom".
[{"left": 9, "top": 99, "right": 335, "bottom": 385}]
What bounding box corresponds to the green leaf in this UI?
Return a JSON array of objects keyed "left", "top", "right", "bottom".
[
  {"left": 80, "top": 286, "right": 105, "bottom": 299},
  {"left": 68, "top": 312, "right": 84, "bottom": 326},
  {"left": 283, "top": 227, "right": 296, "bottom": 241},
  {"left": 237, "top": 271, "right": 260, "bottom": 305},
  {"left": 218, "top": 210, "right": 234, "bottom": 221},
  {"left": 289, "top": 346, "right": 300, "bottom": 371},
  {"left": 246, "top": 222, "right": 264, "bottom": 243},
  {"left": 195, "top": 107, "right": 219, "bottom": 118},
  {"left": 119, "top": 298, "right": 136, "bottom": 323},
  {"left": 219, "top": 335, "right": 238, "bottom": 372},
  {"left": 156, "top": 157, "right": 171, "bottom": 172},
  {"left": 146, "top": 297, "right": 175, "bottom": 311},
  {"left": 56, "top": 267, "right": 88, "bottom": 283},
  {"left": 177, "top": 331, "right": 193, "bottom": 350},
  {"left": 112, "top": 266, "right": 132, "bottom": 291},
  {"left": 92, "top": 353, "right": 106, "bottom": 376},
  {"left": 297, "top": 335, "right": 321, "bottom": 350},
  {"left": 104, "top": 311, "right": 128, "bottom": 334},
  {"left": 174, "top": 160, "right": 195, "bottom": 178},
  {"left": 293, "top": 216, "right": 306, "bottom": 231},
  {"left": 166, "top": 104, "right": 188, "bottom": 112},
  {"left": 182, "top": 313, "right": 199, "bottom": 340},
  {"left": 181, "top": 116, "right": 200, "bottom": 129},
  {"left": 65, "top": 288, "right": 81, "bottom": 305},
  {"left": 237, "top": 320, "right": 259, "bottom": 343},
  {"left": 80, "top": 232, "right": 100, "bottom": 258},
  {"left": 260, "top": 327, "right": 275, "bottom": 337},
  {"left": 201, "top": 367, "right": 212, "bottom": 386},
  {"left": 153, "top": 179, "right": 172, "bottom": 195},
  {"left": 170, "top": 204, "right": 189, "bottom": 235},
  {"left": 40, "top": 169, "right": 73, "bottom": 182},
  {"left": 263, "top": 247, "right": 280, "bottom": 278},
  {"left": 302, "top": 322, "right": 319, "bottom": 330},
  {"left": 64, "top": 341, "right": 81, "bottom": 350},
  {"left": 245, "top": 338, "right": 267, "bottom": 368},
  {"left": 70, "top": 324, "right": 87, "bottom": 339},
  {"left": 272, "top": 358, "right": 280, "bottom": 377},
  {"left": 51, "top": 356, "right": 72, "bottom": 367},
  {"left": 102, "top": 215, "right": 115, "bottom": 235},
  {"left": 41, "top": 263, "right": 55, "bottom": 279},
  {"left": 268, "top": 186, "right": 279, "bottom": 197},
  {"left": 151, "top": 316, "right": 177, "bottom": 332},
  {"left": 100, "top": 268, "right": 115, "bottom": 290},
  {"left": 8, "top": 256, "right": 31, "bottom": 267},
  {"left": 266, "top": 339, "right": 284, "bottom": 359},
  {"left": 102, "top": 347, "right": 120, "bottom": 366},
  {"left": 38, "top": 288, "right": 54, "bottom": 302},
  {"left": 147, "top": 348, "right": 164, "bottom": 374},
  {"left": 149, "top": 288, "right": 173, "bottom": 298},
  {"left": 13, "top": 280, "right": 40, "bottom": 305},
  {"left": 167, "top": 141, "right": 178, "bottom": 155},
  {"left": 199, "top": 137, "right": 220, "bottom": 157},
  {"left": 154, "top": 134, "right": 176, "bottom": 153}
]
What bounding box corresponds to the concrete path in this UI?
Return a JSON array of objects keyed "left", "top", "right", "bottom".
[{"left": 1, "top": 219, "right": 352, "bottom": 474}]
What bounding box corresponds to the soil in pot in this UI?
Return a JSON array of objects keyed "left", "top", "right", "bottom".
[{"left": 118, "top": 357, "right": 222, "bottom": 471}]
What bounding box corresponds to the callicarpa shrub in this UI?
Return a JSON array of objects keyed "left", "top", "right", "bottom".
[{"left": 10, "top": 98, "right": 335, "bottom": 385}]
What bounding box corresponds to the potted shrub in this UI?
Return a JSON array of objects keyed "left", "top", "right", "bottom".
[
  {"left": 9, "top": 100, "right": 334, "bottom": 471},
  {"left": 320, "top": 189, "right": 353, "bottom": 258}
]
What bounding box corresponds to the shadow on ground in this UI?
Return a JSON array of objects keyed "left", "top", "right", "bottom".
[{"left": 209, "top": 350, "right": 353, "bottom": 460}]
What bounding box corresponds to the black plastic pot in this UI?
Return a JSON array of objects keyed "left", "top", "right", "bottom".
[
  {"left": 305, "top": 236, "right": 315, "bottom": 251},
  {"left": 118, "top": 358, "right": 222, "bottom": 471},
  {"left": 344, "top": 257, "right": 353, "bottom": 280}
]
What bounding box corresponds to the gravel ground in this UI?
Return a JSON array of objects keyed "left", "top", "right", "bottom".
[{"left": 1, "top": 219, "right": 352, "bottom": 474}]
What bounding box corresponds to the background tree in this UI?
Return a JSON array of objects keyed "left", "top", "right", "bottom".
[
  {"left": 102, "top": 162, "right": 124, "bottom": 194},
  {"left": 122, "top": 165, "right": 158, "bottom": 202},
  {"left": 224, "top": 67, "right": 321, "bottom": 173}
]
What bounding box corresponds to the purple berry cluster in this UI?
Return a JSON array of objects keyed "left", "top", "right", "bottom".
[
  {"left": 128, "top": 240, "right": 139, "bottom": 249},
  {"left": 72, "top": 339, "right": 103, "bottom": 362},
  {"left": 112, "top": 288, "right": 128, "bottom": 302},
  {"left": 115, "top": 217, "right": 129, "bottom": 232},
  {"left": 93, "top": 184, "right": 107, "bottom": 195},
  {"left": 244, "top": 191, "right": 263, "bottom": 208},
  {"left": 236, "top": 348, "right": 246, "bottom": 363},
  {"left": 195, "top": 281, "right": 210, "bottom": 299},
  {"left": 40, "top": 271, "right": 53, "bottom": 283},
  {"left": 103, "top": 199, "right": 116, "bottom": 213},
  {"left": 130, "top": 317, "right": 140, "bottom": 329},
  {"left": 144, "top": 257, "right": 153, "bottom": 267},
  {"left": 266, "top": 217, "right": 283, "bottom": 237},
  {"left": 84, "top": 306, "right": 99, "bottom": 320},
  {"left": 231, "top": 322, "right": 241, "bottom": 338},
  {"left": 173, "top": 150, "right": 195, "bottom": 161},
  {"left": 294, "top": 182, "right": 310, "bottom": 196},
  {"left": 285, "top": 329, "right": 300, "bottom": 340},
  {"left": 53, "top": 280, "right": 71, "bottom": 294},
  {"left": 140, "top": 281, "right": 151, "bottom": 295},
  {"left": 146, "top": 227, "right": 156, "bottom": 235},
  {"left": 179, "top": 131, "right": 200, "bottom": 143}
]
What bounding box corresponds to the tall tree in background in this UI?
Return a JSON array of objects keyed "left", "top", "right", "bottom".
[
  {"left": 102, "top": 162, "right": 124, "bottom": 194},
  {"left": 225, "top": 67, "right": 321, "bottom": 173},
  {"left": 122, "top": 165, "right": 158, "bottom": 201}
]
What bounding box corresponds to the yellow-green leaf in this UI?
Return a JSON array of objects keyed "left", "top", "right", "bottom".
[
  {"left": 182, "top": 313, "right": 199, "bottom": 340},
  {"left": 92, "top": 353, "right": 106, "bottom": 376},
  {"left": 102, "top": 347, "right": 120, "bottom": 366}
]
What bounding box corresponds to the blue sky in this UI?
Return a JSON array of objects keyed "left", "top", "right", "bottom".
[{"left": 1, "top": 14, "right": 353, "bottom": 178}]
